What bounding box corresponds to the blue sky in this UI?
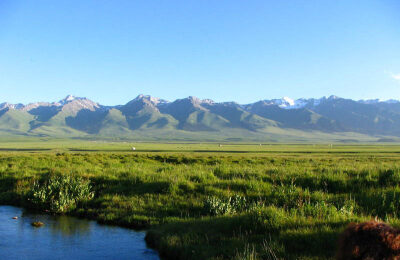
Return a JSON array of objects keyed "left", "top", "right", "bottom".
[{"left": 1, "top": 0, "right": 400, "bottom": 105}]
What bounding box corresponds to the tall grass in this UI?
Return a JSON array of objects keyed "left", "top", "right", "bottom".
[{"left": 1, "top": 148, "right": 400, "bottom": 259}]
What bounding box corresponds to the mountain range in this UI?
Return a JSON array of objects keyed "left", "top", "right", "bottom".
[{"left": 1, "top": 95, "right": 400, "bottom": 142}]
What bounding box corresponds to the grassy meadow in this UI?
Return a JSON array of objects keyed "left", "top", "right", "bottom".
[{"left": 1, "top": 140, "right": 400, "bottom": 259}]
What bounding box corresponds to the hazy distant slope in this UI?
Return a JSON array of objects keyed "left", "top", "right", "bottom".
[
  {"left": 202, "top": 102, "right": 278, "bottom": 130},
  {"left": 313, "top": 97, "right": 400, "bottom": 136},
  {"left": 246, "top": 101, "right": 341, "bottom": 131},
  {"left": 120, "top": 95, "right": 178, "bottom": 130},
  {"left": 0, "top": 109, "right": 34, "bottom": 134},
  {"left": 158, "top": 97, "right": 229, "bottom": 131},
  {"left": 96, "top": 109, "right": 131, "bottom": 136}
]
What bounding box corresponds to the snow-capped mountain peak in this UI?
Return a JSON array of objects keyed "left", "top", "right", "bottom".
[
  {"left": 359, "top": 99, "right": 400, "bottom": 104},
  {"left": 59, "top": 95, "right": 79, "bottom": 105},
  {"left": 282, "top": 97, "right": 295, "bottom": 106},
  {"left": 263, "top": 97, "right": 309, "bottom": 109},
  {"left": 0, "top": 102, "right": 24, "bottom": 110},
  {"left": 134, "top": 94, "right": 169, "bottom": 105}
]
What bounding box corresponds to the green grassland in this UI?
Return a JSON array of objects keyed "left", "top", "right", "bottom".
[{"left": 1, "top": 141, "right": 400, "bottom": 259}]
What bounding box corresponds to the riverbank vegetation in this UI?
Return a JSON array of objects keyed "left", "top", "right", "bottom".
[{"left": 1, "top": 143, "right": 400, "bottom": 259}]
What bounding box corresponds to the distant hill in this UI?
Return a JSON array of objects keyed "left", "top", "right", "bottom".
[{"left": 1, "top": 95, "right": 400, "bottom": 142}]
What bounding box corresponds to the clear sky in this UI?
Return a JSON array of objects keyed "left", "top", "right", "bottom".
[{"left": 1, "top": 0, "right": 400, "bottom": 105}]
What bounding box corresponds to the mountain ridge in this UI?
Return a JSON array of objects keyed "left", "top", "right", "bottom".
[{"left": 1, "top": 95, "right": 400, "bottom": 142}]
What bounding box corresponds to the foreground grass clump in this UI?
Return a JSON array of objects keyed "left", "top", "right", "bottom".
[
  {"left": 203, "top": 195, "right": 247, "bottom": 216},
  {"left": 1, "top": 144, "right": 400, "bottom": 259},
  {"left": 28, "top": 173, "right": 94, "bottom": 213}
]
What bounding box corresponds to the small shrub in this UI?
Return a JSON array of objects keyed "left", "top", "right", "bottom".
[
  {"left": 203, "top": 195, "right": 247, "bottom": 216},
  {"left": 339, "top": 199, "right": 356, "bottom": 217},
  {"left": 203, "top": 196, "right": 232, "bottom": 216},
  {"left": 230, "top": 194, "right": 247, "bottom": 212},
  {"left": 28, "top": 173, "right": 94, "bottom": 213}
]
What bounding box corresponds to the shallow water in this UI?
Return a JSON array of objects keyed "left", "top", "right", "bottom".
[{"left": 0, "top": 206, "right": 159, "bottom": 260}]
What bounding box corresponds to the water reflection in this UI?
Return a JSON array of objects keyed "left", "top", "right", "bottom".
[
  {"left": 0, "top": 206, "right": 159, "bottom": 260},
  {"left": 21, "top": 212, "right": 91, "bottom": 237}
]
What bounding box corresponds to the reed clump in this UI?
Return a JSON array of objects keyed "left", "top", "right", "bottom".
[{"left": 27, "top": 173, "right": 94, "bottom": 213}]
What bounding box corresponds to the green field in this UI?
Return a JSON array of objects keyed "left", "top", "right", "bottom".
[{"left": 1, "top": 140, "right": 400, "bottom": 259}]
